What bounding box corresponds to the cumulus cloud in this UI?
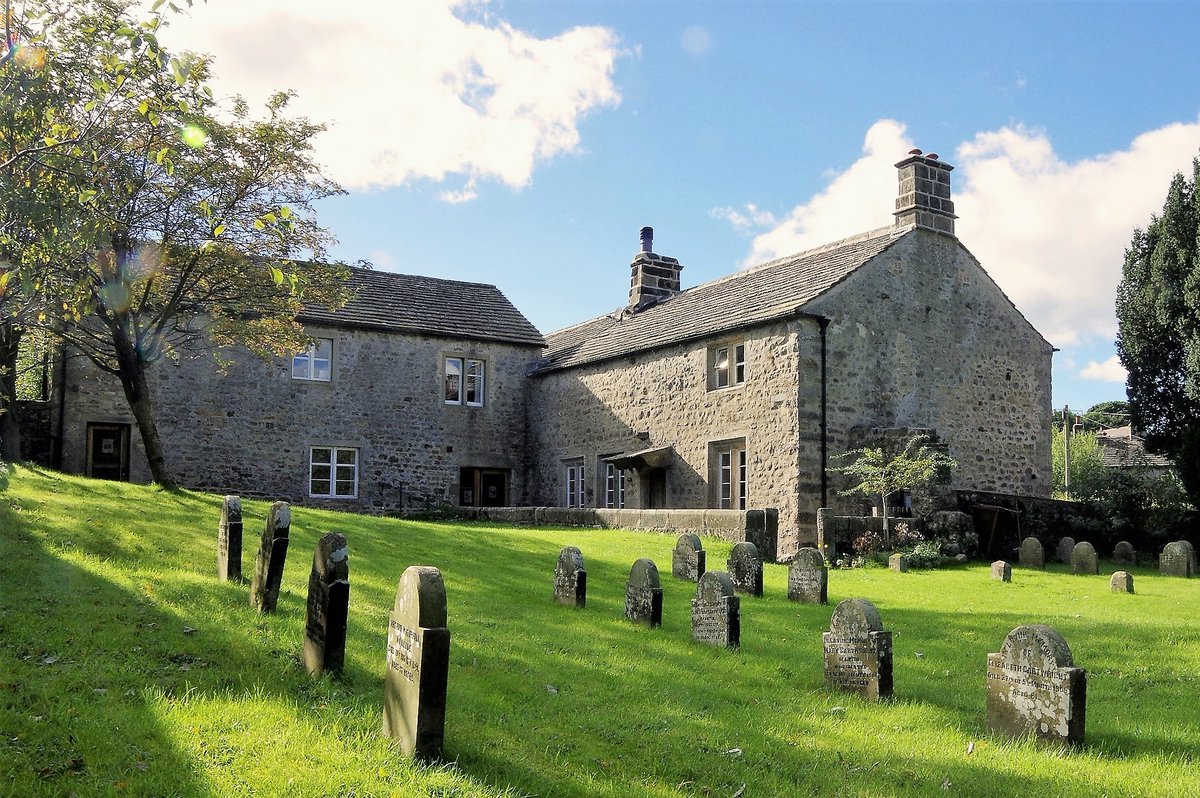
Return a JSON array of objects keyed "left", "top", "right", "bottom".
[
  {"left": 1079, "top": 355, "right": 1128, "bottom": 383},
  {"left": 152, "top": 0, "right": 625, "bottom": 195}
]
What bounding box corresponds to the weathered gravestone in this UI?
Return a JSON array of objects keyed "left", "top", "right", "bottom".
[
  {"left": 727, "top": 542, "right": 763, "bottom": 597},
  {"left": 691, "top": 571, "right": 739, "bottom": 649},
  {"left": 217, "top": 495, "right": 244, "bottom": 582},
  {"left": 1018, "top": 537, "right": 1044, "bottom": 569},
  {"left": 1056, "top": 537, "right": 1075, "bottom": 565},
  {"left": 991, "top": 560, "right": 1012, "bottom": 582},
  {"left": 553, "top": 546, "right": 586, "bottom": 607},
  {"left": 304, "top": 532, "right": 350, "bottom": 676},
  {"left": 1160, "top": 540, "right": 1195, "bottom": 578},
  {"left": 1070, "top": 541, "right": 1099, "bottom": 576},
  {"left": 1110, "top": 571, "right": 1134, "bottom": 594},
  {"left": 250, "top": 501, "right": 290, "bottom": 613},
  {"left": 787, "top": 547, "right": 828, "bottom": 604},
  {"left": 888, "top": 552, "right": 908, "bottom": 573},
  {"left": 624, "top": 558, "right": 663, "bottom": 627},
  {"left": 383, "top": 565, "right": 450, "bottom": 760},
  {"left": 986, "top": 624, "right": 1086, "bottom": 746},
  {"left": 672, "top": 534, "right": 706, "bottom": 581},
  {"left": 823, "top": 599, "right": 893, "bottom": 701},
  {"left": 1112, "top": 541, "right": 1136, "bottom": 567}
]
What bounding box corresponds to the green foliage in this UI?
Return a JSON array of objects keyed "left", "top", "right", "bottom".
[
  {"left": 903, "top": 540, "right": 945, "bottom": 569},
  {"left": 1050, "top": 429, "right": 1108, "bottom": 500},
  {"left": 1053, "top": 401, "right": 1129, "bottom": 433}
]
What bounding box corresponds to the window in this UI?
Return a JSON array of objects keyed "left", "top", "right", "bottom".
[
  {"left": 445, "top": 357, "right": 485, "bottom": 406},
  {"left": 292, "top": 338, "right": 333, "bottom": 381},
  {"left": 604, "top": 462, "right": 626, "bottom": 509},
  {"left": 565, "top": 460, "right": 585, "bottom": 508},
  {"left": 710, "top": 342, "right": 745, "bottom": 390},
  {"left": 711, "top": 439, "right": 747, "bottom": 510},
  {"left": 310, "top": 447, "right": 358, "bottom": 498}
]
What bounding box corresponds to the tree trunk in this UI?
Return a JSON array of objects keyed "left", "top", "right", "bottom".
[
  {"left": 0, "top": 319, "right": 23, "bottom": 462},
  {"left": 112, "top": 324, "right": 178, "bottom": 489}
]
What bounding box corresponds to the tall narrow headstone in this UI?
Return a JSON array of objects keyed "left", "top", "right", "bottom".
[
  {"left": 304, "top": 532, "right": 350, "bottom": 676},
  {"left": 788, "top": 547, "right": 828, "bottom": 604},
  {"left": 691, "top": 571, "right": 739, "bottom": 649},
  {"left": 991, "top": 560, "right": 1012, "bottom": 582},
  {"left": 727, "top": 542, "right": 763, "bottom": 597},
  {"left": 672, "top": 534, "right": 706, "bottom": 581},
  {"left": 1055, "top": 537, "right": 1075, "bottom": 565},
  {"left": 1109, "top": 571, "right": 1134, "bottom": 593},
  {"left": 624, "top": 558, "right": 663, "bottom": 627},
  {"left": 1111, "top": 541, "right": 1136, "bottom": 567},
  {"left": 823, "top": 599, "right": 892, "bottom": 700},
  {"left": 217, "top": 495, "right": 243, "bottom": 582},
  {"left": 1018, "top": 537, "right": 1044, "bottom": 569},
  {"left": 986, "top": 624, "right": 1086, "bottom": 746},
  {"left": 250, "top": 501, "right": 290, "bottom": 613},
  {"left": 1070, "top": 541, "right": 1099, "bottom": 575},
  {"left": 383, "top": 566, "right": 450, "bottom": 760},
  {"left": 1160, "top": 540, "right": 1195, "bottom": 578},
  {"left": 553, "top": 546, "right": 587, "bottom": 607}
]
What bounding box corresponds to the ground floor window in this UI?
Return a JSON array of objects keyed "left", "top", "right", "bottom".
[
  {"left": 564, "top": 459, "right": 585, "bottom": 507},
  {"left": 310, "top": 446, "right": 358, "bottom": 498},
  {"left": 603, "top": 462, "right": 626, "bottom": 509},
  {"left": 711, "top": 438, "right": 747, "bottom": 510}
]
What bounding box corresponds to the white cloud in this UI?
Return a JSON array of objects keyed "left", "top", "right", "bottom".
[
  {"left": 367, "top": 249, "right": 397, "bottom": 270},
  {"left": 1079, "top": 355, "right": 1128, "bottom": 383},
  {"left": 681, "top": 25, "right": 712, "bottom": 57},
  {"left": 152, "top": 1, "right": 625, "bottom": 196},
  {"left": 709, "top": 203, "right": 777, "bottom": 233}
]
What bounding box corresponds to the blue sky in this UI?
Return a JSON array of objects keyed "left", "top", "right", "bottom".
[{"left": 159, "top": 1, "right": 1200, "bottom": 419}]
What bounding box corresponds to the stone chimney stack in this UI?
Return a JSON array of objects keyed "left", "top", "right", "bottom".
[
  {"left": 894, "top": 150, "right": 957, "bottom": 236},
  {"left": 628, "top": 226, "right": 683, "bottom": 310}
]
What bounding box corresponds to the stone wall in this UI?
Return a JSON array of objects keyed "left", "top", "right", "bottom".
[{"left": 14, "top": 400, "right": 53, "bottom": 465}]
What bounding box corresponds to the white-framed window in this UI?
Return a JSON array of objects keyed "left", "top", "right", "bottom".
[
  {"left": 565, "top": 460, "right": 585, "bottom": 508},
  {"left": 310, "top": 446, "right": 358, "bottom": 498},
  {"left": 292, "top": 338, "right": 333, "bottom": 381},
  {"left": 445, "top": 357, "right": 485, "bottom": 406},
  {"left": 604, "top": 462, "right": 626, "bottom": 509},
  {"left": 710, "top": 342, "right": 745, "bottom": 390},
  {"left": 712, "top": 438, "right": 747, "bottom": 510}
]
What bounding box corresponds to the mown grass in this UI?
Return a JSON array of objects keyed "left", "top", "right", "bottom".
[{"left": 1, "top": 464, "right": 1198, "bottom": 797}]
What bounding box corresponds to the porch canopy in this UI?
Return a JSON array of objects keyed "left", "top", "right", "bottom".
[{"left": 603, "top": 445, "right": 674, "bottom": 471}]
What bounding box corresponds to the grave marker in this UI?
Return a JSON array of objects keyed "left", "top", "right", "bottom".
[
  {"left": 691, "top": 571, "right": 739, "bottom": 649},
  {"left": 888, "top": 553, "right": 908, "bottom": 573},
  {"left": 787, "top": 547, "right": 828, "bottom": 604},
  {"left": 383, "top": 566, "right": 450, "bottom": 760},
  {"left": 986, "top": 624, "right": 1086, "bottom": 746},
  {"left": 823, "top": 599, "right": 892, "bottom": 700},
  {"left": 624, "top": 558, "right": 663, "bottom": 627},
  {"left": 250, "top": 501, "right": 290, "bottom": 613},
  {"left": 727, "top": 542, "right": 763, "bottom": 597},
  {"left": 672, "top": 534, "right": 706, "bottom": 581},
  {"left": 991, "top": 560, "right": 1012, "bottom": 582},
  {"left": 1070, "top": 541, "right": 1099, "bottom": 575},
  {"left": 304, "top": 532, "right": 350, "bottom": 676},
  {"left": 1160, "top": 540, "right": 1195, "bottom": 578},
  {"left": 1018, "top": 537, "right": 1044, "bottom": 569},
  {"left": 553, "top": 546, "right": 587, "bottom": 607},
  {"left": 217, "top": 495, "right": 243, "bottom": 582},
  {"left": 1111, "top": 541, "right": 1135, "bottom": 567},
  {"left": 1056, "top": 537, "right": 1075, "bottom": 565},
  {"left": 1109, "top": 571, "right": 1134, "bottom": 594}
]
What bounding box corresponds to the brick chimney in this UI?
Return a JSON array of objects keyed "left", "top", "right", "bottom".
[
  {"left": 894, "top": 151, "right": 956, "bottom": 236},
  {"left": 628, "top": 226, "right": 683, "bottom": 310}
]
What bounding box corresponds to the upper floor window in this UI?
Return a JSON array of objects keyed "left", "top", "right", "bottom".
[
  {"left": 292, "top": 338, "right": 333, "bottom": 381},
  {"left": 710, "top": 342, "right": 745, "bottom": 390},
  {"left": 310, "top": 446, "right": 358, "bottom": 498},
  {"left": 445, "top": 357, "right": 485, "bottom": 406}
]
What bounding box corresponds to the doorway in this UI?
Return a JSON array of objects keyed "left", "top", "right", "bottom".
[
  {"left": 642, "top": 469, "right": 667, "bottom": 509},
  {"left": 459, "top": 467, "right": 509, "bottom": 507},
  {"left": 86, "top": 423, "right": 130, "bottom": 481}
]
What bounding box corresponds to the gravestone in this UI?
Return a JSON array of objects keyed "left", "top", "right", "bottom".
[
  {"left": 553, "top": 546, "right": 587, "bottom": 607},
  {"left": 304, "top": 532, "right": 350, "bottom": 676},
  {"left": 823, "top": 599, "right": 892, "bottom": 700},
  {"left": 1160, "top": 540, "right": 1195, "bottom": 578},
  {"left": 991, "top": 560, "right": 1012, "bottom": 582},
  {"left": 1070, "top": 542, "right": 1099, "bottom": 575},
  {"left": 986, "top": 624, "right": 1086, "bottom": 746},
  {"left": 888, "top": 552, "right": 908, "bottom": 573},
  {"left": 217, "top": 495, "right": 243, "bottom": 582},
  {"left": 691, "top": 571, "right": 739, "bottom": 649},
  {"left": 1111, "top": 541, "right": 1135, "bottom": 567},
  {"left": 672, "top": 534, "right": 706, "bottom": 581},
  {"left": 383, "top": 565, "right": 451, "bottom": 760},
  {"left": 624, "top": 558, "right": 663, "bottom": 627},
  {"left": 1109, "top": 571, "right": 1134, "bottom": 594},
  {"left": 250, "top": 501, "right": 290, "bottom": 613},
  {"left": 787, "top": 547, "right": 828, "bottom": 604},
  {"left": 726, "top": 542, "right": 763, "bottom": 597},
  {"left": 1056, "top": 537, "right": 1075, "bottom": 565},
  {"left": 1017, "top": 537, "right": 1044, "bottom": 569}
]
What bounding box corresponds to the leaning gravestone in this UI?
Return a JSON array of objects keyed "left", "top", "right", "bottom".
[
  {"left": 304, "top": 532, "right": 350, "bottom": 676},
  {"left": 691, "top": 571, "right": 739, "bottom": 649},
  {"left": 672, "top": 534, "right": 706, "bottom": 581},
  {"left": 624, "top": 558, "right": 663, "bottom": 627},
  {"left": 383, "top": 565, "right": 450, "bottom": 760},
  {"left": 1070, "top": 542, "right": 1099, "bottom": 576},
  {"left": 727, "top": 542, "right": 763, "bottom": 597},
  {"left": 250, "top": 501, "right": 290, "bottom": 613},
  {"left": 1056, "top": 537, "right": 1075, "bottom": 565},
  {"left": 217, "top": 495, "right": 243, "bottom": 582},
  {"left": 1160, "top": 540, "right": 1195, "bottom": 578},
  {"left": 986, "top": 624, "right": 1086, "bottom": 746},
  {"left": 991, "top": 560, "right": 1012, "bottom": 582},
  {"left": 888, "top": 553, "right": 908, "bottom": 573},
  {"left": 1110, "top": 571, "right": 1134, "bottom": 594},
  {"left": 823, "top": 598, "right": 893, "bottom": 701},
  {"left": 1112, "top": 541, "right": 1135, "bottom": 567},
  {"left": 553, "top": 546, "right": 587, "bottom": 607},
  {"left": 788, "top": 547, "right": 828, "bottom": 604},
  {"left": 1018, "top": 537, "right": 1044, "bottom": 569}
]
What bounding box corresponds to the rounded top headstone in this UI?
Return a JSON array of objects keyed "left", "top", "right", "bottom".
[
  {"left": 829, "top": 598, "right": 884, "bottom": 636},
  {"left": 628, "top": 558, "right": 661, "bottom": 589},
  {"left": 998, "top": 624, "right": 1074, "bottom": 668},
  {"left": 730, "top": 541, "right": 759, "bottom": 559},
  {"left": 557, "top": 546, "right": 585, "bottom": 574},
  {"left": 222, "top": 495, "right": 242, "bottom": 522},
  {"left": 1113, "top": 541, "right": 1134, "bottom": 556},
  {"left": 674, "top": 533, "right": 702, "bottom": 553},
  {"left": 314, "top": 532, "right": 349, "bottom": 582},
  {"left": 992, "top": 560, "right": 1009, "bottom": 568},
  {"left": 793, "top": 547, "right": 825, "bottom": 570},
  {"left": 1175, "top": 540, "right": 1195, "bottom": 555},
  {"left": 696, "top": 570, "right": 735, "bottom": 602},
  {"left": 1072, "top": 541, "right": 1096, "bottom": 557},
  {"left": 394, "top": 565, "right": 447, "bottom": 628}
]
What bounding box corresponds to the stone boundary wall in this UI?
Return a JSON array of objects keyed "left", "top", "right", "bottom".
[
  {"left": 14, "top": 400, "right": 54, "bottom": 466},
  {"left": 816, "top": 509, "right": 892, "bottom": 559}
]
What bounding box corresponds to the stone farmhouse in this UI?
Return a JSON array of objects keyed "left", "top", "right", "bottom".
[{"left": 33, "top": 152, "right": 1053, "bottom": 557}]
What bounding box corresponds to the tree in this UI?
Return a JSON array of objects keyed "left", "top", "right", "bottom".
[
  {"left": 1050, "top": 428, "right": 1107, "bottom": 500},
  {"left": 0, "top": 0, "right": 351, "bottom": 486},
  {"left": 1115, "top": 155, "right": 1200, "bottom": 506},
  {"left": 833, "top": 435, "right": 957, "bottom": 550}
]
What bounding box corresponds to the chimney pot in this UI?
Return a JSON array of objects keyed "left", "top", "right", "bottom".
[
  {"left": 639, "top": 226, "right": 653, "bottom": 253},
  {"left": 908, "top": 148, "right": 923, "bottom": 155}
]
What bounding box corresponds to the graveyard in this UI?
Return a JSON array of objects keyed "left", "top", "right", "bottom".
[{"left": 1, "top": 464, "right": 1199, "bottom": 797}]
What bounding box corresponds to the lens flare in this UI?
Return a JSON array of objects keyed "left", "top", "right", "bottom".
[{"left": 181, "top": 125, "right": 208, "bottom": 149}]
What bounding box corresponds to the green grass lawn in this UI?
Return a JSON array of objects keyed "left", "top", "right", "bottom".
[{"left": 2, "top": 464, "right": 1198, "bottom": 797}]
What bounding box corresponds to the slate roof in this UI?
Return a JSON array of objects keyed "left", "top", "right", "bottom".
[
  {"left": 536, "top": 225, "right": 908, "bottom": 373},
  {"left": 297, "top": 267, "right": 544, "bottom": 347},
  {"left": 1095, "top": 428, "right": 1175, "bottom": 469}
]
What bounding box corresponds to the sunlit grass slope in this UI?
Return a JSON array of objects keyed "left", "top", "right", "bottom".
[{"left": 1, "top": 464, "right": 1198, "bottom": 797}]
